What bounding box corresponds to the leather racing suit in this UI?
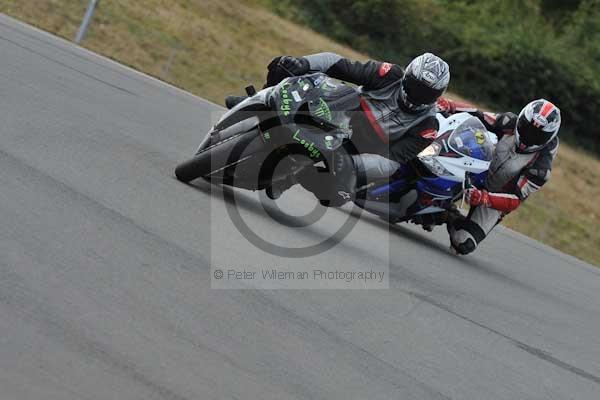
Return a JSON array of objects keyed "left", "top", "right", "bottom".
[
  {"left": 266, "top": 53, "right": 442, "bottom": 204},
  {"left": 437, "top": 98, "right": 559, "bottom": 255}
]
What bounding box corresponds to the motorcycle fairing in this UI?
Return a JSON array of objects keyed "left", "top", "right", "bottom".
[{"left": 361, "top": 113, "right": 496, "bottom": 221}]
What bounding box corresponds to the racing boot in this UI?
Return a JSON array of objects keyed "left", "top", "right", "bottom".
[{"left": 298, "top": 152, "right": 359, "bottom": 207}]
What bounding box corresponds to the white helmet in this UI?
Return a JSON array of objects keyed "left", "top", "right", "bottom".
[{"left": 515, "top": 99, "right": 561, "bottom": 153}]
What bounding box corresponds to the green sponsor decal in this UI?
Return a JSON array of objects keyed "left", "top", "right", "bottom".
[
  {"left": 280, "top": 83, "right": 292, "bottom": 116},
  {"left": 313, "top": 98, "right": 332, "bottom": 122},
  {"left": 263, "top": 131, "right": 271, "bottom": 140},
  {"left": 293, "top": 130, "right": 321, "bottom": 159}
]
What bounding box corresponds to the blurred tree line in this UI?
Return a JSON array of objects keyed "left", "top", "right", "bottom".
[{"left": 268, "top": 0, "right": 600, "bottom": 153}]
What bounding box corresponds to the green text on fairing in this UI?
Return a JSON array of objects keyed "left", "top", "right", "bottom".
[
  {"left": 280, "top": 83, "right": 292, "bottom": 116},
  {"left": 292, "top": 130, "right": 321, "bottom": 159}
]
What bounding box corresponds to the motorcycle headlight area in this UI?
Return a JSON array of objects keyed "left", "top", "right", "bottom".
[
  {"left": 417, "top": 143, "right": 452, "bottom": 176},
  {"left": 417, "top": 142, "right": 441, "bottom": 158},
  {"left": 419, "top": 157, "right": 452, "bottom": 176}
]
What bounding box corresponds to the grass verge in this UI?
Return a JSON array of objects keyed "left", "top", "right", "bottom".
[{"left": 3, "top": 0, "right": 599, "bottom": 266}]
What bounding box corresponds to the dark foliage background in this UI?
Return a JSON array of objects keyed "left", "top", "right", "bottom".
[{"left": 268, "top": 0, "right": 600, "bottom": 153}]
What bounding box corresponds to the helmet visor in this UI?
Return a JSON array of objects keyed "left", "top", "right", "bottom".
[
  {"left": 517, "top": 115, "right": 550, "bottom": 146},
  {"left": 403, "top": 75, "right": 444, "bottom": 106}
]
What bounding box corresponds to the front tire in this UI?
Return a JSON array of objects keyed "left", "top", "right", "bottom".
[
  {"left": 175, "top": 128, "right": 264, "bottom": 186},
  {"left": 175, "top": 153, "right": 211, "bottom": 183}
]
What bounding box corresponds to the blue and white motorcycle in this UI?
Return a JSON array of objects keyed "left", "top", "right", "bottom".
[{"left": 354, "top": 112, "right": 497, "bottom": 228}]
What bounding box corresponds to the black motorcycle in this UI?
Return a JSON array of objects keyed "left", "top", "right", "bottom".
[{"left": 174, "top": 73, "right": 360, "bottom": 199}]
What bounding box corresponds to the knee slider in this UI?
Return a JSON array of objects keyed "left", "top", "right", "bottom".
[{"left": 455, "top": 238, "right": 477, "bottom": 255}]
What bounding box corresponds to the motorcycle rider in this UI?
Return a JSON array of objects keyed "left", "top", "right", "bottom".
[
  {"left": 227, "top": 52, "right": 450, "bottom": 206},
  {"left": 436, "top": 97, "right": 561, "bottom": 255}
]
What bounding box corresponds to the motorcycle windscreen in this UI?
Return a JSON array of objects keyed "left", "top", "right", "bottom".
[{"left": 447, "top": 118, "right": 494, "bottom": 161}]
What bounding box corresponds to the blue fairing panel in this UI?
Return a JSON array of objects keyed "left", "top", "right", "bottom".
[
  {"left": 367, "top": 169, "right": 487, "bottom": 200},
  {"left": 417, "top": 177, "right": 457, "bottom": 197},
  {"left": 370, "top": 179, "right": 408, "bottom": 197},
  {"left": 472, "top": 171, "right": 488, "bottom": 188}
]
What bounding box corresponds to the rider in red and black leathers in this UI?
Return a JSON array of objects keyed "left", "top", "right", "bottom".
[
  {"left": 264, "top": 53, "right": 446, "bottom": 163},
  {"left": 437, "top": 97, "right": 561, "bottom": 255},
  {"left": 233, "top": 52, "right": 451, "bottom": 205}
]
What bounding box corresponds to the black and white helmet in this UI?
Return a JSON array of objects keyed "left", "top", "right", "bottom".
[
  {"left": 515, "top": 99, "right": 561, "bottom": 153},
  {"left": 400, "top": 52, "right": 450, "bottom": 113}
]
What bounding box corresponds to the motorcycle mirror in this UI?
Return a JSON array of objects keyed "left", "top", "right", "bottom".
[{"left": 245, "top": 85, "right": 257, "bottom": 96}]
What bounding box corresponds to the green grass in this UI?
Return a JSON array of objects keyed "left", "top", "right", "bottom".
[
  {"left": 2, "top": 0, "right": 599, "bottom": 266},
  {"left": 503, "top": 144, "right": 600, "bottom": 264},
  {"left": 1, "top": 0, "right": 366, "bottom": 102}
]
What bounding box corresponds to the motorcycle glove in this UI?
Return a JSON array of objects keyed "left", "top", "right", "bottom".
[{"left": 466, "top": 188, "right": 520, "bottom": 212}]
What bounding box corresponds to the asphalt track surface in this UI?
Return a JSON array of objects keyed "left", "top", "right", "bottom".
[{"left": 1, "top": 14, "right": 600, "bottom": 400}]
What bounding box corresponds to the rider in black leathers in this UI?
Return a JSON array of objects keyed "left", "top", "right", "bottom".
[{"left": 227, "top": 52, "right": 451, "bottom": 206}]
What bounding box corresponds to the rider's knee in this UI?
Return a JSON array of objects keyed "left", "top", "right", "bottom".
[
  {"left": 448, "top": 217, "right": 486, "bottom": 255},
  {"left": 454, "top": 238, "right": 477, "bottom": 255}
]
